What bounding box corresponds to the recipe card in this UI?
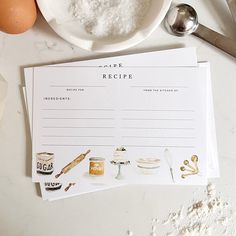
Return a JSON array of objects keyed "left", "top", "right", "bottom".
[{"left": 32, "top": 66, "right": 207, "bottom": 185}]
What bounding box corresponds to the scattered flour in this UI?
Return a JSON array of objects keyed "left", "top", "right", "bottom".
[
  {"left": 127, "top": 184, "right": 236, "bottom": 236},
  {"left": 163, "top": 183, "right": 235, "bottom": 235},
  {"left": 127, "top": 230, "right": 134, "bottom": 236},
  {"left": 69, "top": 0, "right": 152, "bottom": 38}
]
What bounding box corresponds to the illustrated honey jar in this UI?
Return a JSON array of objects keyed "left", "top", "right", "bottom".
[{"left": 89, "top": 157, "right": 105, "bottom": 176}]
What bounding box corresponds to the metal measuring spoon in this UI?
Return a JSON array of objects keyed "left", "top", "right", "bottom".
[{"left": 165, "top": 3, "right": 236, "bottom": 58}]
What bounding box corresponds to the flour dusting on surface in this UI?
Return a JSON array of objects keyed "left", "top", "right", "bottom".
[
  {"left": 128, "top": 184, "right": 236, "bottom": 236},
  {"left": 127, "top": 230, "right": 134, "bottom": 236},
  {"left": 163, "top": 183, "right": 235, "bottom": 235},
  {"left": 69, "top": 0, "right": 152, "bottom": 38}
]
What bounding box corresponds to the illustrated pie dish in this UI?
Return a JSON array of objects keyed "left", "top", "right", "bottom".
[{"left": 136, "top": 158, "right": 161, "bottom": 175}]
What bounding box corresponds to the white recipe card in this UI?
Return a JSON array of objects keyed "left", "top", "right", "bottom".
[{"left": 32, "top": 66, "right": 207, "bottom": 185}]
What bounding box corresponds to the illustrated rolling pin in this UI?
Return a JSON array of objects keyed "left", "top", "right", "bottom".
[
  {"left": 55, "top": 150, "right": 91, "bottom": 178},
  {"left": 64, "top": 183, "right": 76, "bottom": 192}
]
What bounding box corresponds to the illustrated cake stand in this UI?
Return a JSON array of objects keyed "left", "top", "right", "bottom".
[{"left": 110, "top": 160, "right": 130, "bottom": 180}]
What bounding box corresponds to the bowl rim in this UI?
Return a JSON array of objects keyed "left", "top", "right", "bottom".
[
  {"left": 36, "top": 0, "right": 172, "bottom": 52},
  {"left": 136, "top": 158, "right": 161, "bottom": 164}
]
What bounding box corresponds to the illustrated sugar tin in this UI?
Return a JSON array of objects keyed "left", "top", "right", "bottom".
[
  {"left": 45, "top": 182, "right": 62, "bottom": 191},
  {"left": 36, "top": 152, "right": 54, "bottom": 175}
]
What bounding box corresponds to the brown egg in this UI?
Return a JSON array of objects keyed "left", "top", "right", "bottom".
[{"left": 0, "top": 0, "right": 37, "bottom": 34}]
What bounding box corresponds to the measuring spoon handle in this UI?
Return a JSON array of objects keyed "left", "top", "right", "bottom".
[{"left": 193, "top": 23, "right": 236, "bottom": 58}]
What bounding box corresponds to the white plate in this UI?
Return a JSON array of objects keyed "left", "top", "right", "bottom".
[{"left": 37, "top": 0, "right": 172, "bottom": 52}]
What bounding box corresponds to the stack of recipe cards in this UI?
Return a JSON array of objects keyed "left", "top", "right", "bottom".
[{"left": 23, "top": 47, "right": 219, "bottom": 201}]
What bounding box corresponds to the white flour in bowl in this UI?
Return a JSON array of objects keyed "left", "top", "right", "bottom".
[{"left": 69, "top": 0, "right": 152, "bottom": 38}]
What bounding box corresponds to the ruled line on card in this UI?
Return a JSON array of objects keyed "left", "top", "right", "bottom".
[
  {"left": 122, "top": 118, "right": 194, "bottom": 121},
  {"left": 50, "top": 85, "right": 106, "bottom": 88},
  {"left": 46, "top": 65, "right": 105, "bottom": 68},
  {"left": 42, "top": 135, "right": 115, "bottom": 138},
  {"left": 42, "top": 144, "right": 115, "bottom": 147},
  {"left": 121, "top": 109, "right": 195, "bottom": 112},
  {"left": 42, "top": 126, "right": 115, "bottom": 129},
  {"left": 124, "top": 145, "right": 195, "bottom": 148},
  {"left": 122, "top": 136, "right": 196, "bottom": 139},
  {"left": 122, "top": 127, "right": 194, "bottom": 130},
  {"left": 42, "top": 108, "right": 114, "bottom": 111},
  {"left": 130, "top": 86, "right": 188, "bottom": 88},
  {"left": 42, "top": 117, "right": 115, "bottom": 120}
]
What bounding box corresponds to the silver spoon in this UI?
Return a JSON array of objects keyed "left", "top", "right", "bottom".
[{"left": 165, "top": 3, "right": 236, "bottom": 58}]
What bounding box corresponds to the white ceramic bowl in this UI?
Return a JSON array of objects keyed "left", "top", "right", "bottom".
[
  {"left": 136, "top": 158, "right": 161, "bottom": 175},
  {"left": 37, "top": 0, "right": 172, "bottom": 52}
]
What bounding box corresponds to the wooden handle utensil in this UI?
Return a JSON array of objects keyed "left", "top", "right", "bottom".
[
  {"left": 55, "top": 150, "right": 91, "bottom": 178},
  {"left": 64, "top": 183, "right": 76, "bottom": 192}
]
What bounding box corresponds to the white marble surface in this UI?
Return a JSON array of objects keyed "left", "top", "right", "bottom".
[{"left": 0, "top": 0, "right": 236, "bottom": 235}]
